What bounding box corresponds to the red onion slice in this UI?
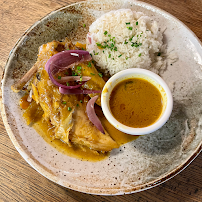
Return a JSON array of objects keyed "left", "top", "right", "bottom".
[
  {"left": 55, "top": 76, "right": 91, "bottom": 83},
  {"left": 59, "top": 87, "right": 101, "bottom": 95},
  {"left": 86, "top": 95, "right": 105, "bottom": 134},
  {"left": 45, "top": 50, "right": 92, "bottom": 89}
]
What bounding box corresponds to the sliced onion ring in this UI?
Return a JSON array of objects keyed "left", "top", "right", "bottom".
[
  {"left": 55, "top": 76, "right": 91, "bottom": 83},
  {"left": 59, "top": 87, "right": 101, "bottom": 95},
  {"left": 45, "top": 50, "right": 92, "bottom": 89},
  {"left": 86, "top": 95, "right": 105, "bottom": 134}
]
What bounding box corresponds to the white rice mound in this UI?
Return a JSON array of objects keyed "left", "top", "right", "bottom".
[{"left": 86, "top": 9, "right": 166, "bottom": 75}]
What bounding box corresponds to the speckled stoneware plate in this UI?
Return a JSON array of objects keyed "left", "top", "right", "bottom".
[{"left": 1, "top": 0, "right": 202, "bottom": 195}]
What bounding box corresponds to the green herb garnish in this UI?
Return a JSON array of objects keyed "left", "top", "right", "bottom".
[
  {"left": 87, "top": 62, "right": 92, "bottom": 67},
  {"left": 66, "top": 82, "right": 70, "bottom": 86},
  {"left": 157, "top": 52, "right": 161, "bottom": 56},
  {"left": 98, "top": 73, "right": 103, "bottom": 77},
  {"left": 68, "top": 107, "right": 72, "bottom": 111},
  {"left": 77, "top": 66, "right": 82, "bottom": 70},
  {"left": 104, "top": 31, "right": 108, "bottom": 35},
  {"left": 127, "top": 27, "right": 133, "bottom": 30},
  {"left": 108, "top": 54, "right": 111, "bottom": 58},
  {"left": 96, "top": 43, "right": 102, "bottom": 47},
  {"left": 126, "top": 22, "right": 130, "bottom": 25},
  {"left": 129, "top": 36, "right": 134, "bottom": 42},
  {"left": 118, "top": 54, "right": 122, "bottom": 58},
  {"left": 80, "top": 100, "right": 83, "bottom": 103},
  {"left": 136, "top": 21, "right": 138, "bottom": 25},
  {"left": 62, "top": 101, "right": 67, "bottom": 104},
  {"left": 57, "top": 76, "right": 61, "bottom": 79},
  {"left": 83, "top": 24, "right": 86, "bottom": 27},
  {"left": 72, "top": 71, "right": 78, "bottom": 76},
  {"left": 138, "top": 53, "right": 141, "bottom": 57},
  {"left": 90, "top": 73, "right": 95, "bottom": 75}
]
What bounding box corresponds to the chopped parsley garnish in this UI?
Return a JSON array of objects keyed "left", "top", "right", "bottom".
[
  {"left": 124, "top": 41, "right": 128, "bottom": 44},
  {"left": 127, "top": 27, "right": 133, "bottom": 30},
  {"left": 58, "top": 76, "right": 61, "bottom": 79},
  {"left": 80, "top": 100, "right": 83, "bottom": 103},
  {"left": 131, "top": 42, "right": 142, "bottom": 48},
  {"left": 96, "top": 43, "right": 102, "bottom": 47},
  {"left": 87, "top": 62, "right": 92, "bottom": 67},
  {"left": 77, "top": 70, "right": 81, "bottom": 74},
  {"left": 83, "top": 24, "right": 86, "bottom": 27},
  {"left": 136, "top": 21, "right": 138, "bottom": 25},
  {"left": 62, "top": 101, "right": 67, "bottom": 104},
  {"left": 72, "top": 71, "right": 78, "bottom": 76},
  {"left": 137, "top": 35, "right": 139, "bottom": 37},
  {"left": 66, "top": 82, "right": 70, "bottom": 86},
  {"left": 157, "top": 52, "right": 161, "bottom": 56},
  {"left": 94, "top": 52, "right": 99, "bottom": 55},
  {"left": 108, "top": 34, "right": 111, "bottom": 37},
  {"left": 80, "top": 76, "right": 83, "bottom": 82},
  {"left": 77, "top": 66, "right": 82, "bottom": 70},
  {"left": 126, "top": 22, "right": 130, "bottom": 25},
  {"left": 114, "top": 47, "right": 117, "bottom": 51},
  {"left": 138, "top": 53, "right": 141, "bottom": 57},
  {"left": 76, "top": 104, "right": 79, "bottom": 107},
  {"left": 108, "top": 54, "right": 111, "bottom": 58},
  {"left": 98, "top": 73, "right": 103, "bottom": 77},
  {"left": 90, "top": 73, "right": 95, "bottom": 75},
  {"left": 68, "top": 107, "right": 72, "bottom": 111},
  {"left": 104, "top": 31, "right": 108, "bottom": 35},
  {"left": 126, "top": 57, "right": 129, "bottom": 60},
  {"left": 129, "top": 36, "right": 134, "bottom": 42},
  {"left": 118, "top": 54, "right": 122, "bottom": 58}
]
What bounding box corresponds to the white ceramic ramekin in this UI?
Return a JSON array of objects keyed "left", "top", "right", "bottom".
[{"left": 101, "top": 68, "right": 173, "bottom": 135}]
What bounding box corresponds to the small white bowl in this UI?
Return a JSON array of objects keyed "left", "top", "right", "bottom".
[{"left": 101, "top": 68, "right": 173, "bottom": 135}]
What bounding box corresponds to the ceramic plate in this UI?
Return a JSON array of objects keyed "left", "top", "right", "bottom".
[{"left": 1, "top": 0, "right": 202, "bottom": 195}]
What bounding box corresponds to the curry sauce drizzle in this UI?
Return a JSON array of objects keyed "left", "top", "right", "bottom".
[{"left": 20, "top": 95, "right": 138, "bottom": 162}]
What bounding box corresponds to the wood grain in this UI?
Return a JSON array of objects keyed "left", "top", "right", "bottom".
[{"left": 1, "top": 0, "right": 202, "bottom": 201}]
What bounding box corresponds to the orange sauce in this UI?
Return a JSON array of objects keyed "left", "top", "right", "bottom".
[
  {"left": 109, "top": 78, "right": 163, "bottom": 128},
  {"left": 19, "top": 94, "right": 31, "bottom": 109},
  {"left": 32, "top": 118, "right": 109, "bottom": 162}
]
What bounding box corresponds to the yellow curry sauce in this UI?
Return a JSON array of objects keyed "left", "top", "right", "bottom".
[
  {"left": 20, "top": 95, "right": 138, "bottom": 162},
  {"left": 109, "top": 78, "right": 163, "bottom": 128}
]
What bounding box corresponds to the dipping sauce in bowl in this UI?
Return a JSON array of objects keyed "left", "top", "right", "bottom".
[
  {"left": 109, "top": 78, "right": 163, "bottom": 128},
  {"left": 101, "top": 68, "right": 173, "bottom": 135}
]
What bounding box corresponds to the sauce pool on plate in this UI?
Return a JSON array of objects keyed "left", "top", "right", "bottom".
[{"left": 109, "top": 78, "right": 163, "bottom": 128}]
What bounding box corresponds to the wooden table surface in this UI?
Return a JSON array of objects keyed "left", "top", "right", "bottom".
[{"left": 1, "top": 0, "right": 202, "bottom": 201}]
